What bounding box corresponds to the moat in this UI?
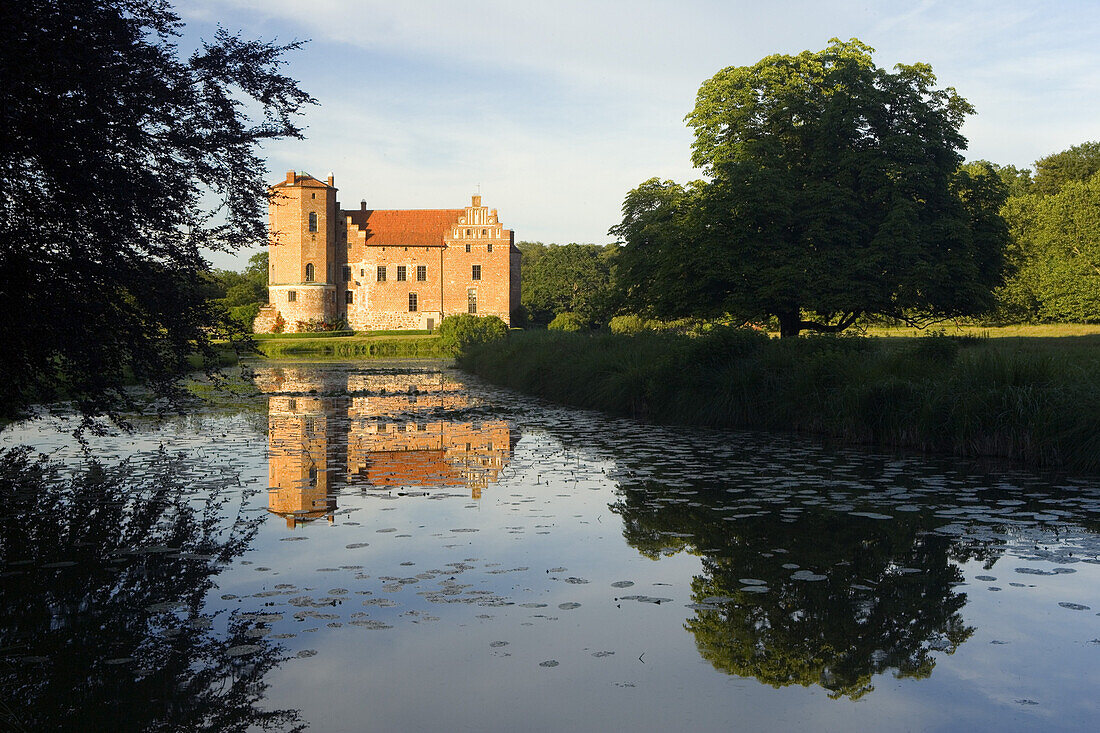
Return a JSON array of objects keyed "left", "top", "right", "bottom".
[{"left": 3, "top": 361, "right": 1099, "bottom": 732}]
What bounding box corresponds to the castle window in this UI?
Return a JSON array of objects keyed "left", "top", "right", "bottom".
[
  {"left": 311, "top": 193, "right": 316, "bottom": 199},
  {"left": 416, "top": 265, "right": 426, "bottom": 281},
  {"left": 466, "top": 229, "right": 471, "bottom": 236},
  {"left": 471, "top": 264, "right": 481, "bottom": 281},
  {"left": 360, "top": 268, "right": 365, "bottom": 276},
  {"left": 467, "top": 288, "right": 477, "bottom": 314},
  {"left": 465, "top": 243, "right": 471, "bottom": 253},
  {"left": 487, "top": 243, "right": 493, "bottom": 252},
  {"left": 308, "top": 212, "right": 318, "bottom": 232},
  {"left": 287, "top": 398, "right": 296, "bottom": 412},
  {"left": 408, "top": 292, "right": 418, "bottom": 312},
  {"left": 345, "top": 290, "right": 353, "bottom": 304},
  {"left": 376, "top": 265, "right": 386, "bottom": 282},
  {"left": 305, "top": 263, "right": 315, "bottom": 282},
  {"left": 342, "top": 265, "right": 351, "bottom": 282},
  {"left": 287, "top": 290, "right": 297, "bottom": 302},
  {"left": 396, "top": 265, "right": 406, "bottom": 282},
  {"left": 482, "top": 229, "right": 487, "bottom": 236}
]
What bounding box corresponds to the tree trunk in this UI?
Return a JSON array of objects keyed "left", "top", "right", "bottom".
[{"left": 777, "top": 310, "right": 801, "bottom": 338}]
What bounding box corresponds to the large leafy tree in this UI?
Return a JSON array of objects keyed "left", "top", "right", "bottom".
[
  {"left": 0, "top": 1, "right": 313, "bottom": 421},
  {"left": 612, "top": 39, "right": 1008, "bottom": 337}
]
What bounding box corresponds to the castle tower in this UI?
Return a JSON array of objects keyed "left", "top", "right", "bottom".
[{"left": 260, "top": 171, "right": 340, "bottom": 332}]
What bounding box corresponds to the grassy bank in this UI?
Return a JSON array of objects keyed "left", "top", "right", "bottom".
[
  {"left": 457, "top": 329, "right": 1100, "bottom": 472},
  {"left": 253, "top": 333, "right": 445, "bottom": 359},
  {"left": 858, "top": 323, "right": 1100, "bottom": 339}
]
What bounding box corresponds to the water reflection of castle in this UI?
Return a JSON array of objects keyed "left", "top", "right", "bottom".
[{"left": 256, "top": 367, "right": 514, "bottom": 528}]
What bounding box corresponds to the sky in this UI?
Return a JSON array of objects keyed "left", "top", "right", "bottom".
[{"left": 176, "top": 0, "right": 1100, "bottom": 270}]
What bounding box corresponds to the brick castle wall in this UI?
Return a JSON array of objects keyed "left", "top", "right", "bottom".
[
  {"left": 268, "top": 285, "right": 336, "bottom": 332},
  {"left": 257, "top": 174, "right": 520, "bottom": 333}
]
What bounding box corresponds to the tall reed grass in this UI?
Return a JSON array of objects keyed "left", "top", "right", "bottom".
[{"left": 458, "top": 329, "right": 1100, "bottom": 472}]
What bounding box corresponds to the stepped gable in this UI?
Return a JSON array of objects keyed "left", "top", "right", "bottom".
[{"left": 345, "top": 208, "right": 464, "bottom": 248}]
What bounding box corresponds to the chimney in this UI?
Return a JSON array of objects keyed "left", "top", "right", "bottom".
[
  {"left": 286, "top": 170, "right": 295, "bottom": 184},
  {"left": 472, "top": 194, "right": 482, "bottom": 207},
  {"left": 361, "top": 199, "right": 367, "bottom": 211},
  {"left": 326, "top": 172, "right": 334, "bottom": 187}
]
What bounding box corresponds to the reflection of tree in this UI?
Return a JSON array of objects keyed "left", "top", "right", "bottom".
[
  {"left": 612, "top": 483, "right": 974, "bottom": 699},
  {"left": 0, "top": 447, "right": 303, "bottom": 732}
]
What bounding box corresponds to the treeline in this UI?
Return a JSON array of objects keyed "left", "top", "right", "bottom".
[
  {"left": 515, "top": 241, "right": 618, "bottom": 328},
  {"left": 514, "top": 140, "right": 1099, "bottom": 333}
]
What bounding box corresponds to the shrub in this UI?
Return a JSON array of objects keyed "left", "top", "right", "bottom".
[
  {"left": 609, "top": 314, "right": 646, "bottom": 335},
  {"left": 227, "top": 302, "right": 261, "bottom": 332},
  {"left": 438, "top": 314, "right": 508, "bottom": 354},
  {"left": 272, "top": 312, "right": 286, "bottom": 334},
  {"left": 295, "top": 317, "right": 349, "bottom": 333},
  {"left": 548, "top": 312, "right": 586, "bottom": 332}
]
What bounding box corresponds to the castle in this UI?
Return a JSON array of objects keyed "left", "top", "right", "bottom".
[{"left": 253, "top": 171, "right": 521, "bottom": 333}]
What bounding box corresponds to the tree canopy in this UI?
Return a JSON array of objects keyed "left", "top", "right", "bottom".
[
  {"left": 612, "top": 39, "right": 1008, "bottom": 337},
  {"left": 0, "top": 1, "right": 313, "bottom": 422},
  {"left": 1033, "top": 141, "right": 1100, "bottom": 196},
  {"left": 203, "top": 251, "right": 270, "bottom": 331},
  {"left": 517, "top": 241, "right": 617, "bottom": 327},
  {"left": 996, "top": 157, "right": 1100, "bottom": 323}
]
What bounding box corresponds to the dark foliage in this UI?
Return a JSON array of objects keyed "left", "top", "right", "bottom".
[
  {"left": 0, "top": 1, "right": 314, "bottom": 422},
  {"left": 458, "top": 329, "right": 1100, "bottom": 471}
]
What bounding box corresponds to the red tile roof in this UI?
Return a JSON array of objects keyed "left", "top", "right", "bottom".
[
  {"left": 345, "top": 209, "right": 464, "bottom": 248},
  {"left": 357, "top": 450, "right": 463, "bottom": 487}
]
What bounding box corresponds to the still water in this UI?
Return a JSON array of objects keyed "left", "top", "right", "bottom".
[{"left": 2, "top": 361, "right": 1099, "bottom": 732}]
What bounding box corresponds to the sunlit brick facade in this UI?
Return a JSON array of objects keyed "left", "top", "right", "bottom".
[{"left": 254, "top": 171, "right": 521, "bottom": 333}]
